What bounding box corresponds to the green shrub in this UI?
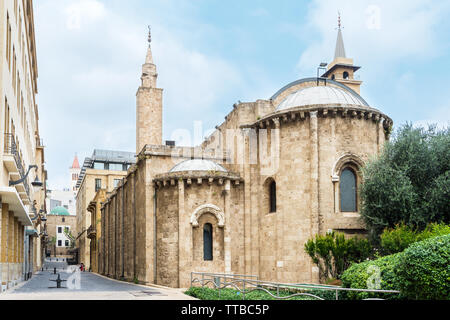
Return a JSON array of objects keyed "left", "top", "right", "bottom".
[
  {"left": 416, "top": 223, "right": 450, "bottom": 241},
  {"left": 380, "top": 224, "right": 419, "bottom": 255},
  {"left": 380, "top": 223, "right": 450, "bottom": 255},
  {"left": 184, "top": 286, "right": 321, "bottom": 300},
  {"left": 340, "top": 253, "right": 402, "bottom": 300},
  {"left": 394, "top": 234, "right": 450, "bottom": 300},
  {"left": 304, "top": 232, "right": 372, "bottom": 281}
]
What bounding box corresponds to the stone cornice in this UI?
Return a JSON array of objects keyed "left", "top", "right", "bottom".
[
  {"left": 153, "top": 170, "right": 242, "bottom": 188},
  {"left": 240, "top": 104, "right": 393, "bottom": 130}
]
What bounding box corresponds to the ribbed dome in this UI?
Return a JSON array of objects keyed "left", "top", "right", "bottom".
[
  {"left": 169, "top": 159, "right": 227, "bottom": 173},
  {"left": 277, "top": 86, "right": 368, "bottom": 111},
  {"left": 50, "top": 206, "right": 70, "bottom": 216}
]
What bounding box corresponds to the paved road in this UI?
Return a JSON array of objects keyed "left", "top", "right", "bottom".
[{"left": 0, "top": 260, "right": 194, "bottom": 300}]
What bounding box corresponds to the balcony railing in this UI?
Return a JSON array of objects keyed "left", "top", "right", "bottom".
[{"left": 4, "top": 133, "right": 31, "bottom": 199}]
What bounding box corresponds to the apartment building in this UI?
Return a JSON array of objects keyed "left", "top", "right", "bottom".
[
  {"left": 75, "top": 149, "right": 135, "bottom": 271},
  {"left": 0, "top": 0, "right": 47, "bottom": 291}
]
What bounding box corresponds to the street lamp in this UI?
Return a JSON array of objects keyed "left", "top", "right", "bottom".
[{"left": 9, "top": 165, "right": 43, "bottom": 189}]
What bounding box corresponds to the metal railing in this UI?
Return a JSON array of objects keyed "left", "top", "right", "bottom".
[
  {"left": 190, "top": 272, "right": 400, "bottom": 300},
  {"left": 4, "top": 133, "right": 30, "bottom": 197}
]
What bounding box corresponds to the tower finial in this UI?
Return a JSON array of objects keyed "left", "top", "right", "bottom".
[
  {"left": 148, "top": 25, "right": 152, "bottom": 45},
  {"left": 338, "top": 11, "right": 341, "bottom": 30}
]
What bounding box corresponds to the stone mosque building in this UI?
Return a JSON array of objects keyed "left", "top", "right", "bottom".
[{"left": 97, "top": 25, "right": 392, "bottom": 287}]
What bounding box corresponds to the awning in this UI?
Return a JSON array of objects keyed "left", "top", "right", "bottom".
[
  {"left": 0, "top": 186, "right": 32, "bottom": 226},
  {"left": 26, "top": 228, "right": 39, "bottom": 237}
]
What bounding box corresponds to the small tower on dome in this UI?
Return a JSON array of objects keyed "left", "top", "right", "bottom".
[
  {"left": 321, "top": 13, "right": 363, "bottom": 93},
  {"left": 70, "top": 154, "right": 81, "bottom": 193},
  {"left": 136, "top": 26, "right": 163, "bottom": 154}
]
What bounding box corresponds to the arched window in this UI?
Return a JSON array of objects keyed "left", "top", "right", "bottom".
[
  {"left": 269, "top": 181, "right": 276, "bottom": 213},
  {"left": 331, "top": 74, "right": 335, "bottom": 80},
  {"left": 203, "top": 223, "right": 213, "bottom": 261},
  {"left": 340, "top": 168, "right": 357, "bottom": 212},
  {"left": 343, "top": 71, "right": 349, "bottom": 80}
]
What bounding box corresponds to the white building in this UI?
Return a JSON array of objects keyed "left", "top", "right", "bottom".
[{"left": 45, "top": 155, "right": 80, "bottom": 216}]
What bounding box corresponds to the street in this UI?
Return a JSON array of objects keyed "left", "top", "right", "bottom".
[{"left": 0, "top": 260, "right": 194, "bottom": 300}]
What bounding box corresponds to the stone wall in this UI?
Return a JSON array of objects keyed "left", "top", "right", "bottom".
[{"left": 45, "top": 214, "right": 77, "bottom": 257}]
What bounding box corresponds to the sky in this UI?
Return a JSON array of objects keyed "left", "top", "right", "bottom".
[{"left": 33, "top": 0, "right": 450, "bottom": 190}]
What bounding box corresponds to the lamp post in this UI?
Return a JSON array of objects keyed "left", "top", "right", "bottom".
[
  {"left": 9, "top": 164, "right": 43, "bottom": 188},
  {"left": 317, "top": 62, "right": 328, "bottom": 86}
]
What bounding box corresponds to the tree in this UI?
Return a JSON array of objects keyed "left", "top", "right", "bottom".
[{"left": 360, "top": 123, "right": 450, "bottom": 244}]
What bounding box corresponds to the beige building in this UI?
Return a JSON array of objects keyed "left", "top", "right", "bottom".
[
  {"left": 75, "top": 150, "right": 135, "bottom": 270},
  {"left": 87, "top": 189, "right": 106, "bottom": 273},
  {"left": 99, "top": 27, "right": 392, "bottom": 288},
  {"left": 0, "top": 0, "right": 47, "bottom": 291},
  {"left": 44, "top": 207, "right": 76, "bottom": 257}
]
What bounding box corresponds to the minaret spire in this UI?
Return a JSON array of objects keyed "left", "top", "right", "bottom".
[
  {"left": 145, "top": 25, "right": 154, "bottom": 64},
  {"left": 321, "top": 12, "right": 363, "bottom": 94},
  {"left": 334, "top": 12, "right": 346, "bottom": 59}
]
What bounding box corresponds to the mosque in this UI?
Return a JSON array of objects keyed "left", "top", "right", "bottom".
[{"left": 97, "top": 23, "right": 393, "bottom": 287}]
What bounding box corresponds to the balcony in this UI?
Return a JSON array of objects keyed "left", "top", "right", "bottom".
[
  {"left": 4, "top": 133, "right": 31, "bottom": 204},
  {"left": 87, "top": 225, "right": 97, "bottom": 239}
]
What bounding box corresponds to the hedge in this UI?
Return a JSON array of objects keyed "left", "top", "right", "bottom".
[
  {"left": 394, "top": 234, "right": 450, "bottom": 300},
  {"left": 184, "top": 286, "right": 326, "bottom": 300},
  {"left": 340, "top": 253, "right": 402, "bottom": 300},
  {"left": 380, "top": 222, "right": 450, "bottom": 255}
]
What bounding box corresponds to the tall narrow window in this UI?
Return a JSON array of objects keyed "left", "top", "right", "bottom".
[
  {"left": 343, "top": 71, "right": 349, "bottom": 80},
  {"left": 269, "top": 181, "right": 277, "bottom": 213},
  {"left": 340, "top": 168, "right": 357, "bottom": 212},
  {"left": 95, "top": 179, "right": 102, "bottom": 192},
  {"left": 203, "top": 223, "right": 213, "bottom": 261}
]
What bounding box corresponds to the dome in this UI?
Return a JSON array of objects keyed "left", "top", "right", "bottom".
[
  {"left": 50, "top": 206, "right": 70, "bottom": 216},
  {"left": 277, "top": 85, "right": 368, "bottom": 111},
  {"left": 169, "top": 159, "right": 228, "bottom": 173}
]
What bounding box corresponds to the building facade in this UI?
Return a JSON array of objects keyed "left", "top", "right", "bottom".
[
  {"left": 45, "top": 206, "right": 76, "bottom": 257},
  {"left": 45, "top": 155, "right": 80, "bottom": 216},
  {"left": 75, "top": 150, "right": 135, "bottom": 270},
  {"left": 0, "top": 0, "right": 47, "bottom": 291},
  {"left": 87, "top": 189, "right": 106, "bottom": 274},
  {"left": 99, "top": 27, "right": 393, "bottom": 288}
]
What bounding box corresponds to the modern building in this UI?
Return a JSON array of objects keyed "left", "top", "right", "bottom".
[
  {"left": 75, "top": 149, "right": 135, "bottom": 270},
  {"left": 0, "top": 0, "right": 47, "bottom": 291},
  {"left": 45, "top": 206, "right": 76, "bottom": 257},
  {"left": 99, "top": 25, "right": 393, "bottom": 288}
]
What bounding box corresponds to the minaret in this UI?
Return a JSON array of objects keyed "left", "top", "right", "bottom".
[
  {"left": 136, "top": 26, "right": 163, "bottom": 154},
  {"left": 321, "top": 13, "right": 363, "bottom": 93}
]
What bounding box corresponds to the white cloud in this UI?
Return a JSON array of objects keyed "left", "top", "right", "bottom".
[
  {"left": 65, "top": 0, "right": 106, "bottom": 30},
  {"left": 296, "top": 0, "right": 450, "bottom": 76},
  {"left": 35, "top": 0, "right": 245, "bottom": 189},
  {"left": 414, "top": 105, "right": 450, "bottom": 131}
]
